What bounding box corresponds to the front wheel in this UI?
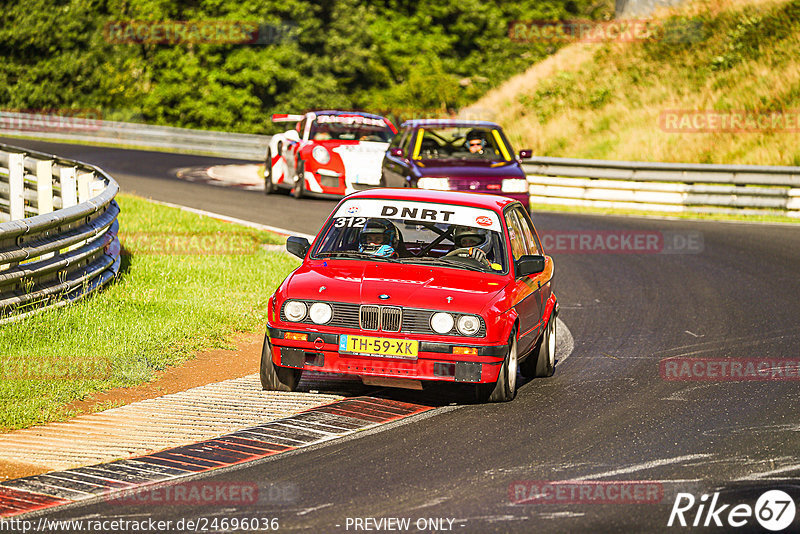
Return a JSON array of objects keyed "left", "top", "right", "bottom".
[
  {"left": 475, "top": 331, "right": 518, "bottom": 402},
  {"left": 260, "top": 334, "right": 302, "bottom": 391},
  {"left": 291, "top": 161, "right": 306, "bottom": 199},
  {"left": 264, "top": 148, "right": 276, "bottom": 194}
]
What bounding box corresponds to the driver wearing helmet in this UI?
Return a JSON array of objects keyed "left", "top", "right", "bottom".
[
  {"left": 448, "top": 225, "right": 491, "bottom": 263},
  {"left": 454, "top": 226, "right": 488, "bottom": 248},
  {"left": 465, "top": 129, "right": 486, "bottom": 156},
  {"left": 358, "top": 219, "right": 399, "bottom": 258}
]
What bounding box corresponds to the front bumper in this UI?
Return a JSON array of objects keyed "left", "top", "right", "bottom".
[
  {"left": 415, "top": 179, "right": 529, "bottom": 206},
  {"left": 266, "top": 327, "right": 508, "bottom": 384}
]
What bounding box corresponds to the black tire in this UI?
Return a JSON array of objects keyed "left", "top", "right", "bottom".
[
  {"left": 522, "top": 314, "right": 557, "bottom": 378},
  {"left": 475, "top": 330, "right": 518, "bottom": 403},
  {"left": 264, "top": 148, "right": 276, "bottom": 195},
  {"left": 291, "top": 160, "right": 305, "bottom": 199},
  {"left": 260, "top": 334, "right": 302, "bottom": 391}
]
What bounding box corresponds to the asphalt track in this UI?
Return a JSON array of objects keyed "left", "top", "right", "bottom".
[{"left": 3, "top": 137, "right": 800, "bottom": 532}]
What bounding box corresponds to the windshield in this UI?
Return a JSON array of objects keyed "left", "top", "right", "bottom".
[
  {"left": 313, "top": 199, "right": 508, "bottom": 274},
  {"left": 412, "top": 126, "right": 513, "bottom": 162},
  {"left": 310, "top": 115, "right": 394, "bottom": 142}
]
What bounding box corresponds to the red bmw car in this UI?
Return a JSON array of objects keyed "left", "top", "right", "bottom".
[
  {"left": 262, "top": 188, "right": 557, "bottom": 402},
  {"left": 266, "top": 110, "right": 397, "bottom": 198}
]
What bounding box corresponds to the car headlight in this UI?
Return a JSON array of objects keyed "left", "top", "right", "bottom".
[
  {"left": 457, "top": 315, "right": 481, "bottom": 336},
  {"left": 430, "top": 312, "right": 454, "bottom": 334},
  {"left": 502, "top": 178, "right": 529, "bottom": 193},
  {"left": 284, "top": 301, "right": 307, "bottom": 322},
  {"left": 312, "top": 146, "right": 330, "bottom": 164},
  {"left": 309, "top": 302, "right": 332, "bottom": 324},
  {"left": 418, "top": 177, "right": 450, "bottom": 191}
]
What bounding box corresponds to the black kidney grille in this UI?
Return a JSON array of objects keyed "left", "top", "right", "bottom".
[
  {"left": 381, "top": 307, "right": 402, "bottom": 332},
  {"left": 360, "top": 305, "right": 380, "bottom": 330}
]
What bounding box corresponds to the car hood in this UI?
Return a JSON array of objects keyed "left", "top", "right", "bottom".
[
  {"left": 415, "top": 160, "right": 524, "bottom": 178},
  {"left": 281, "top": 261, "right": 508, "bottom": 314}
]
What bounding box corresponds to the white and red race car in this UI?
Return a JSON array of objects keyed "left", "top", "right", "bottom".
[{"left": 265, "top": 110, "right": 397, "bottom": 198}]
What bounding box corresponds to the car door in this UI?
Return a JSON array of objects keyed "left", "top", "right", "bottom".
[
  {"left": 505, "top": 206, "right": 544, "bottom": 356},
  {"left": 518, "top": 207, "right": 552, "bottom": 331},
  {"left": 382, "top": 128, "right": 410, "bottom": 187}
]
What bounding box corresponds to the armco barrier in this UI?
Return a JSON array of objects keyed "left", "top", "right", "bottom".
[
  {"left": 0, "top": 143, "right": 121, "bottom": 323},
  {"left": 523, "top": 156, "right": 800, "bottom": 217},
  {"left": 0, "top": 111, "right": 269, "bottom": 160},
  {"left": 4, "top": 112, "right": 800, "bottom": 216}
]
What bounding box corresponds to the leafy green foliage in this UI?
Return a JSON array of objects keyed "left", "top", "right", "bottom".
[{"left": 0, "top": 0, "right": 611, "bottom": 133}]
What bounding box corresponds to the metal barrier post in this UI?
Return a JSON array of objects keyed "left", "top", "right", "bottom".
[
  {"left": 8, "top": 153, "right": 24, "bottom": 221},
  {"left": 60, "top": 166, "right": 78, "bottom": 208},
  {"left": 36, "top": 159, "right": 54, "bottom": 214}
]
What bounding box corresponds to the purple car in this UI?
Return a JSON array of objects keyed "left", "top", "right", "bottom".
[{"left": 380, "top": 119, "right": 532, "bottom": 206}]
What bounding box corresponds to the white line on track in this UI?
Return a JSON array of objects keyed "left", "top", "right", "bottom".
[
  {"left": 735, "top": 463, "right": 800, "bottom": 481},
  {"left": 555, "top": 317, "right": 574, "bottom": 364},
  {"left": 144, "top": 198, "right": 317, "bottom": 241},
  {"left": 566, "top": 454, "right": 713, "bottom": 481}
]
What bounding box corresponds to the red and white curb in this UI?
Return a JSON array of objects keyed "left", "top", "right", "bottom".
[
  {"left": 0, "top": 375, "right": 344, "bottom": 474},
  {"left": 0, "top": 396, "right": 433, "bottom": 518}
]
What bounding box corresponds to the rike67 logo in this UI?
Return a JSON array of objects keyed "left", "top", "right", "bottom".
[{"left": 668, "top": 490, "right": 797, "bottom": 531}]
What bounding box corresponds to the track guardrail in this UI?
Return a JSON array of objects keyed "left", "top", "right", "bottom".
[
  {"left": 4, "top": 112, "right": 800, "bottom": 216},
  {"left": 0, "top": 111, "right": 269, "bottom": 160},
  {"left": 523, "top": 156, "right": 800, "bottom": 216},
  {"left": 0, "top": 143, "right": 121, "bottom": 323}
]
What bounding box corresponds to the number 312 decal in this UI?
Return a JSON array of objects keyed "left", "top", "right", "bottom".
[{"left": 334, "top": 217, "right": 367, "bottom": 228}]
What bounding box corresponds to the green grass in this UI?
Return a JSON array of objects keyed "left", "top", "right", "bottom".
[{"left": 0, "top": 193, "right": 299, "bottom": 430}]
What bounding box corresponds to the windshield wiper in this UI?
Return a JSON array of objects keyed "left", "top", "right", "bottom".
[
  {"left": 398, "top": 256, "right": 488, "bottom": 272},
  {"left": 315, "top": 251, "right": 400, "bottom": 262}
]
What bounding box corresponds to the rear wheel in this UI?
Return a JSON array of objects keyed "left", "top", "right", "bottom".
[
  {"left": 260, "top": 334, "right": 302, "bottom": 391},
  {"left": 475, "top": 330, "right": 518, "bottom": 402},
  {"left": 522, "top": 315, "right": 557, "bottom": 378},
  {"left": 264, "top": 148, "right": 276, "bottom": 194},
  {"left": 291, "top": 161, "right": 306, "bottom": 199}
]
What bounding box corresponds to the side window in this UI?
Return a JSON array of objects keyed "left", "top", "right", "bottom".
[
  {"left": 514, "top": 208, "right": 541, "bottom": 255},
  {"left": 504, "top": 211, "right": 527, "bottom": 261}
]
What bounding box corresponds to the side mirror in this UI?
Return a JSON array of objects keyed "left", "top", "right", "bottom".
[
  {"left": 389, "top": 147, "right": 404, "bottom": 158},
  {"left": 515, "top": 254, "right": 545, "bottom": 277},
  {"left": 286, "top": 236, "right": 310, "bottom": 259},
  {"left": 284, "top": 130, "right": 301, "bottom": 142},
  {"left": 518, "top": 149, "right": 532, "bottom": 159}
]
